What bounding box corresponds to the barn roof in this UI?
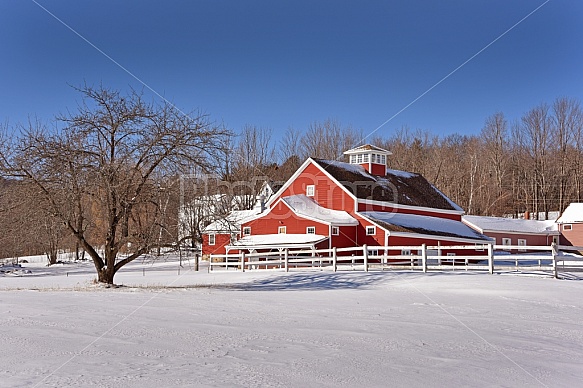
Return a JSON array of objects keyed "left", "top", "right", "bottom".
[
  {"left": 462, "top": 215, "right": 558, "bottom": 234},
  {"left": 557, "top": 203, "right": 583, "bottom": 224},
  {"left": 281, "top": 195, "right": 358, "bottom": 226},
  {"left": 312, "top": 159, "right": 463, "bottom": 212},
  {"left": 362, "top": 211, "right": 491, "bottom": 241},
  {"left": 343, "top": 144, "right": 392, "bottom": 155},
  {"left": 203, "top": 209, "right": 259, "bottom": 233}
]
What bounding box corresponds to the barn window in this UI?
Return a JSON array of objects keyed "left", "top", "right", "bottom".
[
  {"left": 368, "top": 249, "right": 379, "bottom": 257},
  {"left": 357, "top": 154, "right": 363, "bottom": 163},
  {"left": 243, "top": 227, "right": 251, "bottom": 236},
  {"left": 278, "top": 226, "right": 286, "bottom": 234},
  {"left": 563, "top": 224, "right": 573, "bottom": 231},
  {"left": 208, "top": 233, "right": 216, "bottom": 246},
  {"left": 331, "top": 226, "right": 339, "bottom": 235},
  {"left": 475, "top": 243, "right": 485, "bottom": 252},
  {"left": 502, "top": 238, "right": 511, "bottom": 250},
  {"left": 363, "top": 153, "right": 369, "bottom": 163},
  {"left": 306, "top": 226, "right": 316, "bottom": 234},
  {"left": 401, "top": 249, "right": 411, "bottom": 256},
  {"left": 306, "top": 185, "right": 315, "bottom": 197},
  {"left": 366, "top": 226, "right": 376, "bottom": 235},
  {"left": 518, "top": 239, "right": 527, "bottom": 252}
]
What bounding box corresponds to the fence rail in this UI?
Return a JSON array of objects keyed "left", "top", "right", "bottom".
[{"left": 209, "top": 243, "right": 583, "bottom": 279}]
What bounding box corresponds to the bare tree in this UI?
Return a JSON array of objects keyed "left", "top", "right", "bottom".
[{"left": 0, "top": 85, "right": 229, "bottom": 284}]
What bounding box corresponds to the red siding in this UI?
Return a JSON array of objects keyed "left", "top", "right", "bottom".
[
  {"left": 331, "top": 226, "right": 358, "bottom": 249},
  {"left": 274, "top": 162, "right": 355, "bottom": 212},
  {"left": 560, "top": 224, "right": 583, "bottom": 247},
  {"left": 486, "top": 232, "right": 554, "bottom": 247},
  {"left": 387, "top": 235, "right": 483, "bottom": 256},
  {"left": 244, "top": 200, "right": 329, "bottom": 236},
  {"left": 369, "top": 163, "right": 386, "bottom": 176},
  {"left": 202, "top": 233, "right": 232, "bottom": 256}
]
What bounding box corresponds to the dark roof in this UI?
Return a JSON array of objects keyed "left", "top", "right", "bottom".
[
  {"left": 313, "top": 159, "right": 462, "bottom": 212},
  {"left": 362, "top": 212, "right": 490, "bottom": 241}
]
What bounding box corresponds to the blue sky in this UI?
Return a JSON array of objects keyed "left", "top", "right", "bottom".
[{"left": 1, "top": 0, "right": 582, "bottom": 144}]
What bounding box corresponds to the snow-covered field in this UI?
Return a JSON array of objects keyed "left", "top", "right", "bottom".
[{"left": 1, "top": 255, "right": 583, "bottom": 387}]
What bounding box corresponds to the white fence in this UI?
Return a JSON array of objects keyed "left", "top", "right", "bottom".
[{"left": 209, "top": 243, "right": 583, "bottom": 279}]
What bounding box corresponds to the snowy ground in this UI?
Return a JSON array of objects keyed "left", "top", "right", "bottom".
[{"left": 1, "top": 255, "right": 583, "bottom": 387}]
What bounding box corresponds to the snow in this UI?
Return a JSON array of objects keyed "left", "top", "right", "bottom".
[
  {"left": 362, "top": 211, "right": 490, "bottom": 241},
  {"left": 557, "top": 203, "right": 583, "bottom": 223},
  {"left": 229, "top": 233, "right": 328, "bottom": 249},
  {"left": 463, "top": 215, "right": 558, "bottom": 234},
  {"left": 204, "top": 209, "right": 261, "bottom": 233},
  {"left": 282, "top": 195, "right": 358, "bottom": 226},
  {"left": 2, "top": 255, "right": 583, "bottom": 387}
]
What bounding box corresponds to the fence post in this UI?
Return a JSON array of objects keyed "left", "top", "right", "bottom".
[
  {"left": 284, "top": 248, "right": 289, "bottom": 273},
  {"left": 363, "top": 244, "right": 368, "bottom": 272},
  {"left": 422, "top": 243, "right": 427, "bottom": 273},
  {"left": 332, "top": 247, "right": 337, "bottom": 272},
  {"left": 241, "top": 252, "right": 246, "bottom": 273},
  {"left": 551, "top": 242, "right": 558, "bottom": 279},
  {"left": 488, "top": 243, "right": 494, "bottom": 274}
]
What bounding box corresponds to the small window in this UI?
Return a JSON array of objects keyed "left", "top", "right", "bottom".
[
  {"left": 350, "top": 155, "right": 356, "bottom": 163},
  {"left": 475, "top": 243, "right": 485, "bottom": 252},
  {"left": 243, "top": 227, "right": 251, "bottom": 236},
  {"left": 368, "top": 249, "right": 378, "bottom": 257},
  {"left": 331, "top": 226, "right": 339, "bottom": 236},
  {"left": 208, "top": 233, "right": 216, "bottom": 246},
  {"left": 518, "top": 239, "right": 527, "bottom": 252},
  {"left": 363, "top": 154, "right": 369, "bottom": 163},
  {"left": 563, "top": 224, "right": 573, "bottom": 231},
  {"left": 401, "top": 249, "right": 411, "bottom": 256},
  {"left": 447, "top": 252, "right": 456, "bottom": 256},
  {"left": 502, "top": 238, "right": 511, "bottom": 250},
  {"left": 366, "top": 226, "right": 376, "bottom": 235},
  {"left": 357, "top": 154, "right": 363, "bottom": 163},
  {"left": 278, "top": 226, "right": 286, "bottom": 234},
  {"left": 306, "top": 185, "right": 315, "bottom": 197},
  {"left": 381, "top": 155, "right": 386, "bottom": 164},
  {"left": 306, "top": 226, "right": 316, "bottom": 234}
]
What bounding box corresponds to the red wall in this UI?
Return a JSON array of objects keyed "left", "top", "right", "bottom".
[
  {"left": 386, "top": 235, "right": 484, "bottom": 256},
  {"left": 244, "top": 200, "right": 328, "bottom": 236},
  {"left": 275, "top": 163, "right": 355, "bottom": 212},
  {"left": 202, "top": 233, "right": 232, "bottom": 256},
  {"left": 486, "top": 232, "right": 555, "bottom": 247},
  {"left": 559, "top": 224, "right": 583, "bottom": 247}
]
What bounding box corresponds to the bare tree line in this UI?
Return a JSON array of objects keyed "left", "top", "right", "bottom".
[{"left": 0, "top": 88, "right": 581, "bottom": 283}]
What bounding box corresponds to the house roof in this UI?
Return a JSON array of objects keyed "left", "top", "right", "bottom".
[
  {"left": 281, "top": 195, "right": 358, "bottom": 226},
  {"left": 204, "top": 209, "right": 260, "bottom": 233},
  {"left": 343, "top": 144, "right": 392, "bottom": 155},
  {"left": 557, "top": 203, "right": 583, "bottom": 224},
  {"left": 312, "top": 159, "right": 463, "bottom": 212},
  {"left": 462, "top": 215, "right": 558, "bottom": 235},
  {"left": 228, "top": 234, "right": 328, "bottom": 250},
  {"left": 362, "top": 211, "right": 491, "bottom": 241}
]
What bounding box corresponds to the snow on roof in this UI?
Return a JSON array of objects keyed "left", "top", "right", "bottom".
[
  {"left": 204, "top": 209, "right": 260, "bottom": 233},
  {"left": 281, "top": 195, "right": 358, "bottom": 226},
  {"left": 229, "top": 234, "right": 328, "bottom": 248},
  {"left": 362, "top": 211, "right": 491, "bottom": 241},
  {"left": 557, "top": 203, "right": 583, "bottom": 224},
  {"left": 313, "top": 159, "right": 463, "bottom": 212},
  {"left": 463, "top": 215, "right": 558, "bottom": 234}
]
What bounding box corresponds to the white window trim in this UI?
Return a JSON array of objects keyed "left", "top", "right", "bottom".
[
  {"left": 502, "top": 238, "right": 511, "bottom": 250},
  {"left": 475, "top": 243, "right": 485, "bottom": 252},
  {"left": 563, "top": 224, "right": 573, "bottom": 231},
  {"left": 306, "top": 184, "right": 315, "bottom": 197},
  {"left": 401, "top": 249, "right": 411, "bottom": 256},
  {"left": 366, "top": 226, "right": 376, "bottom": 235},
  {"left": 368, "top": 249, "right": 379, "bottom": 257},
  {"left": 447, "top": 252, "right": 456, "bottom": 256},
  {"left": 208, "top": 233, "right": 216, "bottom": 246},
  {"left": 331, "top": 226, "right": 339, "bottom": 236},
  {"left": 243, "top": 226, "right": 251, "bottom": 236},
  {"left": 278, "top": 226, "right": 286, "bottom": 234},
  {"left": 518, "top": 239, "right": 527, "bottom": 252},
  {"left": 306, "top": 226, "right": 316, "bottom": 234}
]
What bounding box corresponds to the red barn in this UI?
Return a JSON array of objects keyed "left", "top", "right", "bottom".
[
  {"left": 462, "top": 215, "right": 558, "bottom": 250},
  {"left": 557, "top": 203, "right": 583, "bottom": 249},
  {"left": 203, "top": 145, "right": 490, "bottom": 256}
]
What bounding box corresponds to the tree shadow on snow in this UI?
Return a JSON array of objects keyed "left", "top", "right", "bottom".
[{"left": 229, "top": 271, "right": 397, "bottom": 291}]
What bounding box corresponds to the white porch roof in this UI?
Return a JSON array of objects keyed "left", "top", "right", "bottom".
[{"left": 227, "top": 234, "right": 328, "bottom": 251}]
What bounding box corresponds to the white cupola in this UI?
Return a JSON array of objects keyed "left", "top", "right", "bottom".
[{"left": 343, "top": 144, "right": 392, "bottom": 176}]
